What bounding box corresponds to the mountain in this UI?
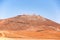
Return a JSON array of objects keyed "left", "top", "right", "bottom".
[{"left": 0, "top": 15, "right": 60, "bottom": 39}]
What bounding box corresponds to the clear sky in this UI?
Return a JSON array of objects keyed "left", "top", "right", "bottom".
[{"left": 0, "top": 0, "right": 60, "bottom": 23}]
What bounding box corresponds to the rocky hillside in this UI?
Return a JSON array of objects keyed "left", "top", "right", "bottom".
[
  {"left": 0, "top": 15, "right": 60, "bottom": 38},
  {"left": 0, "top": 15, "right": 60, "bottom": 31}
]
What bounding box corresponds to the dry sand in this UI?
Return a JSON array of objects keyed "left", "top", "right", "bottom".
[{"left": 0, "top": 37, "right": 60, "bottom": 40}]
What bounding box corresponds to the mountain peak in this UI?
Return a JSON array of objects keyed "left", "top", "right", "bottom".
[
  {"left": 0, "top": 15, "right": 60, "bottom": 31},
  {"left": 15, "top": 15, "right": 46, "bottom": 21},
  {"left": 0, "top": 14, "right": 60, "bottom": 38}
]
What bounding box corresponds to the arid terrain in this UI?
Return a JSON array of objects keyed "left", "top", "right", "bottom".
[{"left": 0, "top": 15, "right": 60, "bottom": 40}]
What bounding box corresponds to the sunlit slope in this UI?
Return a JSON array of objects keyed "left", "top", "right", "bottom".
[{"left": 0, "top": 15, "right": 60, "bottom": 38}]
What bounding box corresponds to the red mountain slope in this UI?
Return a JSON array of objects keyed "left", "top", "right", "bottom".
[{"left": 0, "top": 15, "right": 60, "bottom": 38}]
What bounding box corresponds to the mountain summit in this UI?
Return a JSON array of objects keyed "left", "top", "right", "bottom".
[
  {"left": 0, "top": 15, "right": 60, "bottom": 38},
  {"left": 0, "top": 15, "right": 60, "bottom": 31}
]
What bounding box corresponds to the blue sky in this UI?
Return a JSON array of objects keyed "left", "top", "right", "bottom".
[{"left": 0, "top": 0, "right": 60, "bottom": 23}]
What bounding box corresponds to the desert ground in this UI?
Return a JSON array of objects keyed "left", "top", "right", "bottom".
[{"left": 0, "top": 37, "right": 60, "bottom": 40}]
